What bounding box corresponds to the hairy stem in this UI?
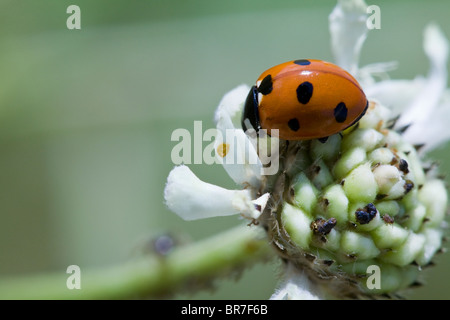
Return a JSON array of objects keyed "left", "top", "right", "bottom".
[{"left": 0, "top": 224, "right": 272, "bottom": 299}]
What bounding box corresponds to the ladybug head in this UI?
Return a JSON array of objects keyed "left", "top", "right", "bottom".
[{"left": 241, "top": 86, "right": 261, "bottom": 133}]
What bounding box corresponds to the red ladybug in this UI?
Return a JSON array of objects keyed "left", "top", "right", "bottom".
[{"left": 242, "top": 59, "right": 368, "bottom": 141}]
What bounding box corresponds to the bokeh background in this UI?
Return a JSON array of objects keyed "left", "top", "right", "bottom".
[{"left": 0, "top": 0, "right": 449, "bottom": 299}]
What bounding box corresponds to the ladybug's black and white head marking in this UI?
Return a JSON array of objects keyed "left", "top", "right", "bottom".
[
  {"left": 258, "top": 75, "right": 273, "bottom": 95},
  {"left": 242, "top": 85, "right": 261, "bottom": 133},
  {"left": 242, "top": 73, "right": 274, "bottom": 133}
]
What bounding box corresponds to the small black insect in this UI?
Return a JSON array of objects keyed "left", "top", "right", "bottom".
[
  {"left": 355, "top": 203, "right": 378, "bottom": 224},
  {"left": 398, "top": 159, "right": 410, "bottom": 174},
  {"left": 382, "top": 214, "right": 395, "bottom": 224},
  {"left": 153, "top": 234, "right": 176, "bottom": 256},
  {"left": 310, "top": 217, "right": 337, "bottom": 235},
  {"left": 404, "top": 180, "right": 414, "bottom": 194}
]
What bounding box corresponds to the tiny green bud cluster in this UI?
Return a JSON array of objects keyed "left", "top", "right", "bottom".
[{"left": 260, "top": 101, "right": 448, "bottom": 299}]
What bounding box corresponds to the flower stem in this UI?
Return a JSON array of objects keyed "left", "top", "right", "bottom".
[{"left": 0, "top": 225, "right": 271, "bottom": 299}]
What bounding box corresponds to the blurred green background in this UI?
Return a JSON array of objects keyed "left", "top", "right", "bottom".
[{"left": 0, "top": 0, "right": 449, "bottom": 299}]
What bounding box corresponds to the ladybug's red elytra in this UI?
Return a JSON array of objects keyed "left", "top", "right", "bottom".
[{"left": 241, "top": 59, "right": 368, "bottom": 141}]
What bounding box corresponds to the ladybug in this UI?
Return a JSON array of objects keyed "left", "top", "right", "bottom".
[{"left": 241, "top": 59, "right": 368, "bottom": 141}]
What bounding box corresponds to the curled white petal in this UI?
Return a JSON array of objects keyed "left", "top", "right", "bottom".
[
  {"left": 396, "top": 23, "right": 448, "bottom": 131},
  {"left": 358, "top": 61, "right": 398, "bottom": 88},
  {"left": 249, "top": 193, "right": 270, "bottom": 220},
  {"left": 214, "top": 85, "right": 263, "bottom": 188},
  {"left": 417, "top": 91, "right": 450, "bottom": 151},
  {"left": 364, "top": 24, "right": 450, "bottom": 152},
  {"left": 164, "top": 165, "right": 259, "bottom": 221},
  {"left": 365, "top": 78, "right": 425, "bottom": 115},
  {"left": 329, "top": 0, "right": 368, "bottom": 75},
  {"left": 214, "top": 84, "right": 250, "bottom": 129}
]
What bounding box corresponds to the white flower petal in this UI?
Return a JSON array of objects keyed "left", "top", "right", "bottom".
[
  {"left": 214, "top": 84, "right": 250, "bottom": 129},
  {"left": 364, "top": 24, "right": 450, "bottom": 152},
  {"left": 270, "top": 264, "right": 322, "bottom": 300},
  {"left": 214, "top": 85, "right": 263, "bottom": 188},
  {"left": 358, "top": 61, "right": 398, "bottom": 88},
  {"left": 396, "top": 23, "right": 448, "bottom": 131},
  {"left": 329, "top": 0, "right": 368, "bottom": 75},
  {"left": 164, "top": 165, "right": 259, "bottom": 221},
  {"left": 214, "top": 129, "right": 263, "bottom": 188},
  {"left": 365, "top": 78, "right": 425, "bottom": 115},
  {"left": 250, "top": 193, "right": 270, "bottom": 219},
  {"left": 414, "top": 93, "right": 450, "bottom": 151}
]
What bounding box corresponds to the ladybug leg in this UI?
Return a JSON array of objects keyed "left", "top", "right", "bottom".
[{"left": 318, "top": 136, "right": 329, "bottom": 143}]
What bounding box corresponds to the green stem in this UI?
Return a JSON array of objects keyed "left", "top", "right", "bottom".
[{"left": 0, "top": 224, "right": 272, "bottom": 299}]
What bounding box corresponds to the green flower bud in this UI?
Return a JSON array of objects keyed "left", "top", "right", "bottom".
[
  {"left": 342, "top": 128, "right": 384, "bottom": 151},
  {"left": 281, "top": 203, "right": 312, "bottom": 250},
  {"left": 292, "top": 173, "right": 318, "bottom": 214},
  {"left": 418, "top": 179, "right": 448, "bottom": 227},
  {"left": 260, "top": 101, "right": 448, "bottom": 299},
  {"left": 343, "top": 163, "right": 378, "bottom": 203},
  {"left": 333, "top": 147, "right": 366, "bottom": 180},
  {"left": 340, "top": 231, "right": 380, "bottom": 260},
  {"left": 319, "top": 184, "right": 348, "bottom": 226}
]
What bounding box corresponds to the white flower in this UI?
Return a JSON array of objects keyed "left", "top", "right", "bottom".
[
  {"left": 164, "top": 165, "right": 261, "bottom": 220},
  {"left": 164, "top": 85, "right": 270, "bottom": 221},
  {"left": 164, "top": 0, "right": 449, "bottom": 299},
  {"left": 331, "top": 1, "right": 450, "bottom": 153},
  {"left": 366, "top": 24, "right": 449, "bottom": 152},
  {"left": 164, "top": 0, "right": 449, "bottom": 221},
  {"left": 270, "top": 264, "right": 322, "bottom": 300}
]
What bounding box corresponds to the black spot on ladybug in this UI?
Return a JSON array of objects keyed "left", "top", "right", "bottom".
[
  {"left": 288, "top": 118, "right": 300, "bottom": 131},
  {"left": 294, "top": 59, "right": 311, "bottom": 66},
  {"left": 343, "top": 100, "right": 368, "bottom": 131},
  {"left": 296, "top": 81, "right": 313, "bottom": 104},
  {"left": 334, "top": 102, "right": 348, "bottom": 123},
  {"left": 258, "top": 74, "right": 273, "bottom": 95},
  {"left": 355, "top": 203, "right": 377, "bottom": 224}
]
